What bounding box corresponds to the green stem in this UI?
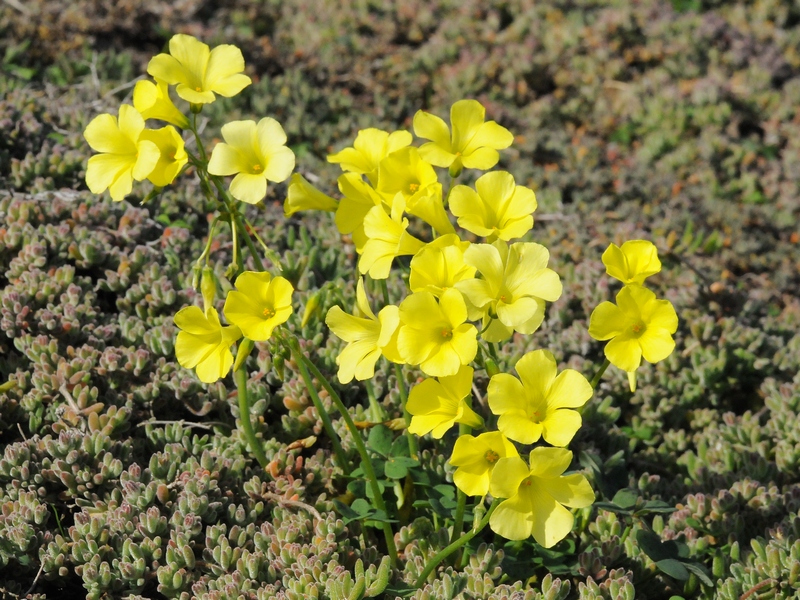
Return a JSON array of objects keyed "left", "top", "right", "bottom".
[
  {"left": 590, "top": 358, "right": 611, "bottom": 389},
  {"left": 394, "top": 364, "right": 418, "bottom": 459},
  {"left": 287, "top": 337, "right": 399, "bottom": 567},
  {"left": 449, "top": 422, "right": 472, "bottom": 546},
  {"left": 619, "top": 523, "right": 633, "bottom": 546},
  {"left": 415, "top": 498, "right": 500, "bottom": 588},
  {"left": 234, "top": 367, "right": 268, "bottom": 469},
  {"left": 288, "top": 342, "right": 349, "bottom": 472}
]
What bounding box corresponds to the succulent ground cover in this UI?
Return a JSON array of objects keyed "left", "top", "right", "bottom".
[{"left": 1, "top": 0, "right": 800, "bottom": 599}]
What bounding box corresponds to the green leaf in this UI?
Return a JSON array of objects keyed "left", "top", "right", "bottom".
[
  {"left": 637, "top": 529, "right": 675, "bottom": 562},
  {"left": 593, "top": 501, "right": 633, "bottom": 516},
  {"left": 641, "top": 500, "right": 677, "bottom": 514},
  {"left": 389, "top": 435, "right": 412, "bottom": 457},
  {"left": 683, "top": 562, "right": 714, "bottom": 587},
  {"left": 368, "top": 425, "right": 394, "bottom": 457},
  {"left": 333, "top": 500, "right": 362, "bottom": 524},
  {"left": 351, "top": 498, "right": 373, "bottom": 516},
  {"left": 385, "top": 456, "right": 419, "bottom": 479},
  {"left": 611, "top": 489, "right": 639, "bottom": 509},
  {"left": 656, "top": 558, "right": 690, "bottom": 581}
]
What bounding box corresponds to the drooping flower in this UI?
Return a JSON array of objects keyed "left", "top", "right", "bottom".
[
  {"left": 456, "top": 241, "right": 562, "bottom": 342},
  {"left": 413, "top": 99, "right": 514, "bottom": 176},
  {"left": 325, "top": 279, "right": 401, "bottom": 383},
  {"left": 207, "top": 118, "right": 295, "bottom": 204},
  {"left": 327, "top": 128, "right": 412, "bottom": 185},
  {"left": 487, "top": 349, "right": 592, "bottom": 446},
  {"left": 83, "top": 104, "right": 160, "bottom": 201},
  {"left": 588, "top": 285, "right": 678, "bottom": 391},
  {"left": 174, "top": 306, "right": 242, "bottom": 384},
  {"left": 409, "top": 234, "right": 476, "bottom": 297},
  {"left": 132, "top": 79, "right": 190, "bottom": 129},
  {"left": 222, "top": 271, "right": 294, "bottom": 342},
  {"left": 449, "top": 431, "right": 518, "bottom": 497},
  {"left": 358, "top": 201, "right": 425, "bottom": 279},
  {"left": 489, "top": 448, "right": 595, "bottom": 547},
  {"left": 397, "top": 288, "right": 478, "bottom": 377},
  {"left": 335, "top": 173, "right": 385, "bottom": 252},
  {"left": 602, "top": 240, "right": 662, "bottom": 285},
  {"left": 376, "top": 147, "right": 454, "bottom": 234},
  {"left": 449, "top": 171, "right": 537, "bottom": 241},
  {"left": 147, "top": 34, "right": 251, "bottom": 104},
  {"left": 285, "top": 173, "right": 338, "bottom": 216},
  {"left": 139, "top": 125, "right": 188, "bottom": 187},
  {"left": 407, "top": 366, "right": 483, "bottom": 438}
]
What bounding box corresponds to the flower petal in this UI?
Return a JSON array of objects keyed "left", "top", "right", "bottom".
[
  {"left": 588, "top": 302, "right": 627, "bottom": 340},
  {"left": 229, "top": 173, "right": 267, "bottom": 204},
  {"left": 541, "top": 409, "right": 582, "bottom": 447},
  {"left": 604, "top": 333, "right": 642, "bottom": 372}
]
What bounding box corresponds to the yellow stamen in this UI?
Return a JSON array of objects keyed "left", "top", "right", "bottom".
[
  {"left": 253, "top": 164, "right": 263, "bottom": 172},
  {"left": 409, "top": 182, "right": 419, "bottom": 193},
  {"left": 262, "top": 307, "right": 275, "bottom": 318},
  {"left": 440, "top": 328, "right": 453, "bottom": 340},
  {"left": 484, "top": 450, "right": 499, "bottom": 464},
  {"left": 195, "top": 86, "right": 202, "bottom": 92}
]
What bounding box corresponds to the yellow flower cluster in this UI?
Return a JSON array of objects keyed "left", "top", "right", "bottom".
[
  {"left": 83, "top": 34, "right": 294, "bottom": 205},
  {"left": 589, "top": 241, "right": 678, "bottom": 391},
  {"left": 290, "top": 99, "right": 598, "bottom": 547}
]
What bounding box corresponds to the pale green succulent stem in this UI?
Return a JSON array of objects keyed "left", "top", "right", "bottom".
[
  {"left": 288, "top": 339, "right": 349, "bottom": 472},
  {"left": 590, "top": 358, "right": 611, "bottom": 389},
  {"left": 234, "top": 366, "right": 269, "bottom": 469},
  {"left": 415, "top": 498, "right": 500, "bottom": 588},
  {"left": 287, "top": 337, "right": 399, "bottom": 567}
]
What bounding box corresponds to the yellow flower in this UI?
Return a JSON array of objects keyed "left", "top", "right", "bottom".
[
  {"left": 325, "top": 279, "right": 401, "bottom": 383},
  {"left": 139, "top": 126, "right": 188, "bottom": 187},
  {"left": 174, "top": 306, "right": 242, "bottom": 384},
  {"left": 285, "top": 173, "right": 338, "bottom": 216},
  {"left": 602, "top": 240, "right": 662, "bottom": 285},
  {"left": 327, "top": 128, "right": 412, "bottom": 185},
  {"left": 207, "top": 118, "right": 295, "bottom": 204},
  {"left": 83, "top": 105, "right": 160, "bottom": 201},
  {"left": 358, "top": 202, "right": 425, "bottom": 279},
  {"left": 147, "top": 34, "right": 251, "bottom": 105},
  {"left": 406, "top": 366, "right": 483, "bottom": 438},
  {"left": 409, "top": 234, "right": 476, "bottom": 297},
  {"left": 449, "top": 171, "right": 537, "bottom": 241},
  {"left": 588, "top": 285, "right": 678, "bottom": 391},
  {"left": 376, "top": 147, "right": 454, "bottom": 234},
  {"left": 489, "top": 448, "right": 594, "bottom": 547},
  {"left": 223, "top": 271, "right": 294, "bottom": 342},
  {"left": 487, "top": 349, "right": 592, "bottom": 446},
  {"left": 456, "top": 241, "right": 561, "bottom": 342},
  {"left": 413, "top": 99, "right": 514, "bottom": 176},
  {"left": 335, "top": 173, "right": 384, "bottom": 252},
  {"left": 397, "top": 289, "right": 478, "bottom": 377},
  {"left": 449, "top": 431, "right": 518, "bottom": 497},
  {"left": 132, "top": 79, "right": 190, "bottom": 129}
]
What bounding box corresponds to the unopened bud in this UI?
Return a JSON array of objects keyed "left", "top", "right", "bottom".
[
  {"left": 233, "top": 338, "right": 254, "bottom": 372},
  {"left": 201, "top": 267, "right": 217, "bottom": 313},
  {"left": 485, "top": 358, "right": 500, "bottom": 378},
  {"left": 301, "top": 291, "right": 323, "bottom": 327}
]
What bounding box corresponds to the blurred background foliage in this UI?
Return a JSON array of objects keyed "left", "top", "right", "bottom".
[{"left": 1, "top": 0, "right": 799, "bottom": 598}]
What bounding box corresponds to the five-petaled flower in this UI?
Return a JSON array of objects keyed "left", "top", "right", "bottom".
[
  {"left": 487, "top": 349, "right": 593, "bottom": 447},
  {"left": 602, "top": 240, "right": 662, "bottom": 286},
  {"left": 588, "top": 284, "right": 678, "bottom": 391},
  {"left": 406, "top": 366, "right": 483, "bottom": 438},
  {"left": 174, "top": 306, "right": 242, "bottom": 384},
  {"left": 489, "top": 447, "right": 595, "bottom": 547},
  {"left": 84, "top": 104, "right": 161, "bottom": 201},
  {"left": 207, "top": 118, "right": 295, "bottom": 204},
  {"left": 223, "top": 271, "right": 294, "bottom": 342},
  {"left": 325, "top": 279, "right": 401, "bottom": 383},
  {"left": 449, "top": 431, "right": 518, "bottom": 497},
  {"left": 413, "top": 99, "right": 514, "bottom": 177},
  {"left": 147, "top": 34, "right": 252, "bottom": 105}
]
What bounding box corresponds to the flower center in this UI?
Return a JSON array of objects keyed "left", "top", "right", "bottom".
[
  {"left": 408, "top": 182, "right": 419, "bottom": 193},
  {"left": 522, "top": 476, "right": 533, "bottom": 487},
  {"left": 440, "top": 328, "right": 453, "bottom": 340},
  {"left": 195, "top": 86, "right": 202, "bottom": 92},
  {"left": 484, "top": 450, "right": 499, "bottom": 464},
  {"left": 262, "top": 306, "right": 276, "bottom": 318},
  {"left": 252, "top": 164, "right": 263, "bottom": 173},
  {"left": 631, "top": 321, "right": 646, "bottom": 336}
]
